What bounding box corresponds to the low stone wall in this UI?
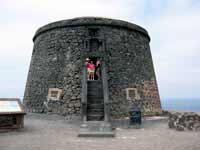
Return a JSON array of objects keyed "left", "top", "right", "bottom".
[{"left": 168, "top": 111, "right": 200, "bottom": 131}]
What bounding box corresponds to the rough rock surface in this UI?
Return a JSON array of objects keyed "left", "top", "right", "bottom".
[
  {"left": 23, "top": 17, "right": 162, "bottom": 118},
  {"left": 168, "top": 111, "right": 200, "bottom": 131}
]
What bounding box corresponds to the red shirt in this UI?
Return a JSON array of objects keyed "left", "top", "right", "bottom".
[{"left": 87, "top": 63, "right": 95, "bottom": 70}]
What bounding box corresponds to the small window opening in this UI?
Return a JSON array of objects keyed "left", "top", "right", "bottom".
[
  {"left": 89, "top": 28, "right": 99, "bottom": 37},
  {"left": 89, "top": 39, "right": 99, "bottom": 51}
]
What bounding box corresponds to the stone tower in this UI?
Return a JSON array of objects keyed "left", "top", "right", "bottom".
[{"left": 24, "top": 17, "right": 162, "bottom": 121}]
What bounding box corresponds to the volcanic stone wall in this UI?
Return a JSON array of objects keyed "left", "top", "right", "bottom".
[
  {"left": 23, "top": 17, "right": 162, "bottom": 118},
  {"left": 168, "top": 111, "right": 200, "bottom": 131}
]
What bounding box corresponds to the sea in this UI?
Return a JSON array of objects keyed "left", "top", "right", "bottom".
[{"left": 161, "top": 99, "right": 200, "bottom": 112}]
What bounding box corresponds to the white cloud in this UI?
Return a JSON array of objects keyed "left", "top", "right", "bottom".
[
  {"left": 0, "top": 0, "right": 200, "bottom": 99},
  {"left": 144, "top": 0, "right": 200, "bottom": 99}
]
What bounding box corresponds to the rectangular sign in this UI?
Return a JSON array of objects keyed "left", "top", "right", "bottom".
[{"left": 0, "top": 100, "right": 22, "bottom": 112}]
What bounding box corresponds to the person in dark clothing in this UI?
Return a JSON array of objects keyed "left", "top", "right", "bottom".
[{"left": 95, "top": 58, "right": 101, "bottom": 80}]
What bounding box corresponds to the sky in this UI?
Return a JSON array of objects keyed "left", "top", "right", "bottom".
[{"left": 0, "top": 0, "right": 200, "bottom": 101}]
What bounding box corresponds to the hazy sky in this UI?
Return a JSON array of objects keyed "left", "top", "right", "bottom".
[{"left": 0, "top": 0, "right": 200, "bottom": 100}]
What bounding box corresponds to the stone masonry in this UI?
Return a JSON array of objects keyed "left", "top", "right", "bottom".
[
  {"left": 23, "top": 17, "right": 162, "bottom": 119},
  {"left": 168, "top": 111, "right": 200, "bottom": 131}
]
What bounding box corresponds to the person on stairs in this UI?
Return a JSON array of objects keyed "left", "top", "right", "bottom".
[
  {"left": 86, "top": 58, "right": 95, "bottom": 80},
  {"left": 96, "top": 58, "right": 101, "bottom": 80}
]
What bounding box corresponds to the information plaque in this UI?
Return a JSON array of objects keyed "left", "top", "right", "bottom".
[
  {"left": 0, "top": 98, "right": 25, "bottom": 130},
  {"left": 0, "top": 100, "right": 22, "bottom": 113}
]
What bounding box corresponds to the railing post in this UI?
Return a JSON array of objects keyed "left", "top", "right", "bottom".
[
  {"left": 101, "top": 61, "right": 110, "bottom": 122},
  {"left": 81, "top": 65, "right": 87, "bottom": 122}
]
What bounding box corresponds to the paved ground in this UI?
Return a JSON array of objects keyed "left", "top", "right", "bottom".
[{"left": 0, "top": 113, "right": 200, "bottom": 150}]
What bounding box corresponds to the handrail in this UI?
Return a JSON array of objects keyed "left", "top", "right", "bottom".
[
  {"left": 101, "top": 61, "right": 110, "bottom": 122},
  {"left": 81, "top": 65, "right": 87, "bottom": 122}
]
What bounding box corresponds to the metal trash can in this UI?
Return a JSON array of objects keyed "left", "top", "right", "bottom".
[{"left": 129, "top": 110, "right": 142, "bottom": 125}]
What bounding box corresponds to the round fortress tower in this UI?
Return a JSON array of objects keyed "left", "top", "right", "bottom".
[{"left": 24, "top": 17, "right": 162, "bottom": 119}]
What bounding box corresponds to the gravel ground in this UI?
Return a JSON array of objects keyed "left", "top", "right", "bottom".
[{"left": 0, "top": 113, "right": 200, "bottom": 150}]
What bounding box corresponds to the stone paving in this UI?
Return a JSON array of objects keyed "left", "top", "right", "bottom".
[{"left": 0, "top": 113, "right": 200, "bottom": 150}]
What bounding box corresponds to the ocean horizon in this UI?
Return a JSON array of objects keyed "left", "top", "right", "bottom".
[{"left": 161, "top": 98, "right": 200, "bottom": 112}]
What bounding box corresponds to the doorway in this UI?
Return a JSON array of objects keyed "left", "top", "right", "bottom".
[{"left": 85, "top": 57, "right": 101, "bottom": 80}]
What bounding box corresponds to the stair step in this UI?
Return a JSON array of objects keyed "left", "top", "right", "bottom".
[
  {"left": 87, "top": 81, "right": 102, "bottom": 84},
  {"left": 87, "top": 83, "right": 102, "bottom": 86},
  {"left": 88, "top": 83, "right": 102, "bottom": 86},
  {"left": 87, "top": 95, "right": 103, "bottom": 99},
  {"left": 87, "top": 85, "right": 103, "bottom": 90},
  {"left": 87, "top": 97, "right": 103, "bottom": 100},
  {"left": 88, "top": 87, "right": 102, "bottom": 90},
  {"left": 78, "top": 121, "right": 115, "bottom": 137},
  {"left": 88, "top": 89, "right": 103, "bottom": 93},
  {"left": 88, "top": 91, "right": 102, "bottom": 93},
  {"left": 88, "top": 96, "right": 103, "bottom": 99},
  {"left": 88, "top": 104, "right": 104, "bottom": 109},
  {"left": 87, "top": 84, "right": 102, "bottom": 88},
  {"left": 87, "top": 91, "right": 103, "bottom": 94},
  {"left": 87, "top": 109, "right": 104, "bottom": 113},
  {"left": 87, "top": 111, "right": 104, "bottom": 116},
  {"left": 87, "top": 102, "right": 103, "bottom": 105},
  {"left": 88, "top": 99, "right": 103, "bottom": 103},
  {"left": 87, "top": 115, "right": 104, "bottom": 121},
  {"left": 87, "top": 99, "right": 103, "bottom": 102},
  {"left": 88, "top": 91, "right": 103, "bottom": 94}
]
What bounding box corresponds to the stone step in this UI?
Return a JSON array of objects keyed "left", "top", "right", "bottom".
[
  {"left": 87, "top": 101, "right": 103, "bottom": 104},
  {"left": 88, "top": 88, "right": 102, "bottom": 91},
  {"left": 87, "top": 83, "right": 102, "bottom": 86},
  {"left": 87, "top": 110, "right": 104, "bottom": 115},
  {"left": 87, "top": 80, "right": 102, "bottom": 84},
  {"left": 87, "top": 108, "right": 104, "bottom": 113},
  {"left": 87, "top": 86, "right": 102, "bottom": 90},
  {"left": 87, "top": 81, "right": 103, "bottom": 86},
  {"left": 87, "top": 85, "right": 102, "bottom": 89},
  {"left": 88, "top": 88, "right": 103, "bottom": 95},
  {"left": 88, "top": 89, "right": 103, "bottom": 92},
  {"left": 87, "top": 103, "right": 104, "bottom": 109},
  {"left": 88, "top": 95, "right": 103, "bottom": 98},
  {"left": 87, "top": 114, "right": 104, "bottom": 121},
  {"left": 87, "top": 101, "right": 104, "bottom": 106},
  {"left": 78, "top": 121, "right": 115, "bottom": 137},
  {"left": 87, "top": 89, "right": 103, "bottom": 93},
  {"left": 87, "top": 98, "right": 104, "bottom": 103}
]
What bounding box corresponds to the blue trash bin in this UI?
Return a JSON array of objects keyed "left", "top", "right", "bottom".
[{"left": 129, "top": 110, "right": 142, "bottom": 125}]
